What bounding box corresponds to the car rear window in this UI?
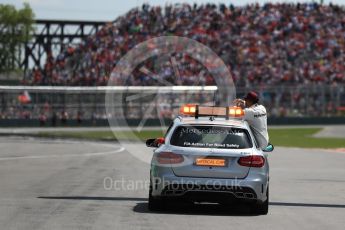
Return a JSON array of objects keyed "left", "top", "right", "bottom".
[{"left": 170, "top": 125, "right": 253, "bottom": 149}]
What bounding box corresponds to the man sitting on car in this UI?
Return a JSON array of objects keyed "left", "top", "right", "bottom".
[{"left": 234, "top": 91, "right": 269, "bottom": 150}]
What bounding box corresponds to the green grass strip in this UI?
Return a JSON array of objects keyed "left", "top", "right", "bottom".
[{"left": 37, "top": 128, "right": 345, "bottom": 149}]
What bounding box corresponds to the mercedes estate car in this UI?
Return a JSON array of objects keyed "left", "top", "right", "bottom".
[{"left": 146, "top": 104, "right": 274, "bottom": 215}]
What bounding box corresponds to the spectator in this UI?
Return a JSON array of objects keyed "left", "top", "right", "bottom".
[
  {"left": 51, "top": 111, "right": 57, "bottom": 126},
  {"left": 77, "top": 111, "right": 83, "bottom": 125},
  {"left": 60, "top": 111, "right": 68, "bottom": 125},
  {"left": 39, "top": 112, "right": 47, "bottom": 126}
]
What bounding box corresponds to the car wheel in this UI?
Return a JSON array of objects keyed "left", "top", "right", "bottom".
[
  {"left": 148, "top": 182, "right": 165, "bottom": 211},
  {"left": 251, "top": 186, "right": 269, "bottom": 215}
]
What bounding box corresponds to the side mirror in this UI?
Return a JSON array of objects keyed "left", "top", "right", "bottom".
[
  {"left": 263, "top": 143, "right": 274, "bottom": 152},
  {"left": 146, "top": 138, "right": 156, "bottom": 147},
  {"left": 146, "top": 137, "right": 165, "bottom": 148}
]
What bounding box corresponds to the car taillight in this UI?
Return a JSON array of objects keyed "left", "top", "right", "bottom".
[
  {"left": 155, "top": 137, "right": 165, "bottom": 145},
  {"left": 156, "top": 152, "right": 184, "bottom": 164},
  {"left": 238, "top": 155, "right": 265, "bottom": 167}
]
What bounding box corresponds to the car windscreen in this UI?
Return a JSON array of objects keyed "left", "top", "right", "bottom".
[{"left": 170, "top": 125, "right": 253, "bottom": 149}]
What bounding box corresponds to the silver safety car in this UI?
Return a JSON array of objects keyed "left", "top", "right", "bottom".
[{"left": 146, "top": 105, "right": 274, "bottom": 215}]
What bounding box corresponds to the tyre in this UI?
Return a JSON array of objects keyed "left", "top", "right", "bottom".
[
  {"left": 251, "top": 187, "right": 269, "bottom": 215},
  {"left": 148, "top": 182, "right": 164, "bottom": 211}
]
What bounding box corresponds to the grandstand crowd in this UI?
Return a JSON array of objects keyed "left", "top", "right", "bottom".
[
  {"left": 23, "top": 2, "right": 345, "bottom": 87},
  {"left": 3, "top": 2, "right": 344, "bottom": 121}
]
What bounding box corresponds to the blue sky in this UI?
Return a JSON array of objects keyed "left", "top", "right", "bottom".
[{"left": 1, "top": 0, "right": 345, "bottom": 21}]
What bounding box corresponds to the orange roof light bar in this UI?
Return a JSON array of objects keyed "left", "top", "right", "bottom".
[
  {"left": 230, "top": 106, "right": 245, "bottom": 117},
  {"left": 179, "top": 104, "right": 245, "bottom": 119},
  {"left": 180, "top": 104, "right": 197, "bottom": 115}
]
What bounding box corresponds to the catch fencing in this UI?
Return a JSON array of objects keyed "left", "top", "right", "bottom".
[{"left": 0, "top": 85, "right": 344, "bottom": 122}]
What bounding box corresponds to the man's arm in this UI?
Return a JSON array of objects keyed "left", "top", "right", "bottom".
[
  {"left": 243, "top": 107, "right": 255, "bottom": 122},
  {"left": 233, "top": 99, "right": 245, "bottom": 108}
]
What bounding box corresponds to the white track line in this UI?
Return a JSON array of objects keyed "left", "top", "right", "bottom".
[{"left": 0, "top": 147, "right": 125, "bottom": 161}]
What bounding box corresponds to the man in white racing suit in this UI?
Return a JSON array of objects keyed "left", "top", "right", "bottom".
[{"left": 234, "top": 91, "right": 269, "bottom": 150}]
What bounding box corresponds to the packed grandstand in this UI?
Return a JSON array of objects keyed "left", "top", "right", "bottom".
[
  {"left": 2, "top": 2, "right": 345, "bottom": 121},
  {"left": 23, "top": 2, "right": 345, "bottom": 87}
]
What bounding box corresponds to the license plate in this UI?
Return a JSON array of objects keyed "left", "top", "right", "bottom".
[{"left": 195, "top": 158, "right": 226, "bottom": 167}]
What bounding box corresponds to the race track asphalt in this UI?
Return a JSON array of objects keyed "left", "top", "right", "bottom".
[{"left": 0, "top": 136, "right": 344, "bottom": 230}]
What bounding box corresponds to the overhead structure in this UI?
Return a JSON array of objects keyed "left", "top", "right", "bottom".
[{"left": 22, "top": 19, "right": 107, "bottom": 72}]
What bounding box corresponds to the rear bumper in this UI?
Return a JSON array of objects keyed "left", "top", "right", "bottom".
[
  {"left": 161, "top": 184, "right": 258, "bottom": 203},
  {"left": 151, "top": 166, "right": 268, "bottom": 202}
]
